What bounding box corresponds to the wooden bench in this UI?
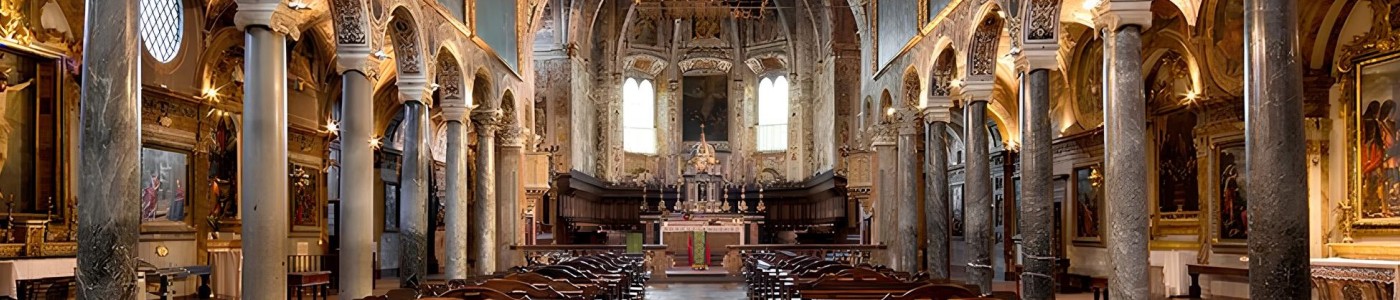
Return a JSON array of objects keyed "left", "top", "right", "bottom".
[{"left": 1186, "top": 264, "right": 1248, "bottom": 298}]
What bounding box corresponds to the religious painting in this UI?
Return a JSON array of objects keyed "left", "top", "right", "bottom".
[
  {"left": 1073, "top": 37, "right": 1105, "bottom": 128},
  {"left": 1156, "top": 111, "right": 1200, "bottom": 213},
  {"left": 0, "top": 49, "right": 59, "bottom": 214},
  {"left": 140, "top": 147, "right": 189, "bottom": 224},
  {"left": 385, "top": 182, "right": 400, "bottom": 232},
  {"left": 951, "top": 184, "right": 964, "bottom": 237},
  {"left": 1217, "top": 144, "right": 1248, "bottom": 241},
  {"left": 208, "top": 118, "right": 238, "bottom": 220},
  {"left": 1354, "top": 53, "right": 1400, "bottom": 225},
  {"left": 289, "top": 164, "right": 319, "bottom": 231},
  {"left": 683, "top": 75, "right": 728, "bottom": 142},
  {"left": 1073, "top": 166, "right": 1102, "bottom": 244},
  {"left": 1205, "top": 0, "right": 1245, "bottom": 94}
]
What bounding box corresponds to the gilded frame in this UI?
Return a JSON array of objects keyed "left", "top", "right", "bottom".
[
  {"left": 1350, "top": 51, "right": 1400, "bottom": 234},
  {"left": 1210, "top": 141, "right": 1248, "bottom": 252},
  {"left": 1070, "top": 164, "right": 1103, "bottom": 246}
]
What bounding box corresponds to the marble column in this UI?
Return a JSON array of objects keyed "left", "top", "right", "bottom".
[
  {"left": 237, "top": 4, "right": 289, "bottom": 298},
  {"left": 1018, "top": 51, "right": 1058, "bottom": 300},
  {"left": 1095, "top": 3, "right": 1152, "bottom": 300},
  {"left": 442, "top": 106, "right": 470, "bottom": 279},
  {"left": 962, "top": 85, "right": 994, "bottom": 294},
  {"left": 895, "top": 118, "right": 921, "bottom": 273},
  {"left": 496, "top": 125, "right": 525, "bottom": 271},
  {"left": 922, "top": 107, "right": 950, "bottom": 279},
  {"left": 1244, "top": 0, "right": 1309, "bottom": 297},
  {"left": 872, "top": 129, "right": 897, "bottom": 266},
  {"left": 398, "top": 96, "right": 430, "bottom": 287},
  {"left": 76, "top": 0, "right": 140, "bottom": 297},
  {"left": 471, "top": 110, "right": 502, "bottom": 275},
  {"left": 337, "top": 52, "right": 375, "bottom": 299}
]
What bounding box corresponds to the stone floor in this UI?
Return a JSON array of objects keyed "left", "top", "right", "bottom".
[{"left": 645, "top": 283, "right": 748, "bottom": 300}]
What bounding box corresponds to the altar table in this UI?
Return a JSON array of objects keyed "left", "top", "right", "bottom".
[{"left": 0, "top": 257, "right": 76, "bottom": 298}]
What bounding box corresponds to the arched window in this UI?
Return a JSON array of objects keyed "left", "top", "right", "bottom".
[
  {"left": 140, "top": 0, "right": 184, "bottom": 63},
  {"left": 756, "top": 76, "right": 789, "bottom": 152},
  {"left": 622, "top": 78, "right": 656, "bottom": 154}
]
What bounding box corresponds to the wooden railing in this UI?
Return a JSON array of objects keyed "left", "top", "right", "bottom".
[
  {"left": 510, "top": 244, "right": 672, "bottom": 278},
  {"left": 724, "top": 244, "right": 885, "bottom": 274}
]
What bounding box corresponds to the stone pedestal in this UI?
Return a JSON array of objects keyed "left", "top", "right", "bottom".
[
  {"left": 496, "top": 126, "right": 525, "bottom": 271},
  {"left": 76, "top": 0, "right": 140, "bottom": 297},
  {"left": 398, "top": 100, "right": 430, "bottom": 286},
  {"left": 237, "top": 5, "right": 291, "bottom": 297},
  {"left": 470, "top": 110, "right": 501, "bottom": 275},
  {"left": 962, "top": 86, "right": 994, "bottom": 294},
  {"left": 1245, "top": 0, "right": 1308, "bottom": 297}
]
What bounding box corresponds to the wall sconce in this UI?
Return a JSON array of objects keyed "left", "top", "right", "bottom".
[
  {"left": 287, "top": 0, "right": 310, "bottom": 10},
  {"left": 325, "top": 117, "right": 340, "bottom": 136},
  {"left": 369, "top": 136, "right": 384, "bottom": 150},
  {"left": 374, "top": 50, "right": 389, "bottom": 59}
]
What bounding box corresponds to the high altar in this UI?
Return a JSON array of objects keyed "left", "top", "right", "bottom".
[{"left": 639, "top": 133, "right": 764, "bottom": 270}]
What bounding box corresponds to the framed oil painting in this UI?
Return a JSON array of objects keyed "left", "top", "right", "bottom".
[
  {"left": 140, "top": 146, "right": 191, "bottom": 225},
  {"left": 1354, "top": 52, "right": 1400, "bottom": 230},
  {"left": 951, "top": 184, "right": 964, "bottom": 238},
  {"left": 290, "top": 164, "right": 320, "bottom": 232},
  {"left": 1073, "top": 166, "right": 1103, "bottom": 245},
  {"left": 1216, "top": 143, "right": 1248, "bottom": 243}
]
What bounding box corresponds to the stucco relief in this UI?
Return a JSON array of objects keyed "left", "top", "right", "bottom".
[{"left": 331, "top": 0, "right": 368, "bottom": 45}]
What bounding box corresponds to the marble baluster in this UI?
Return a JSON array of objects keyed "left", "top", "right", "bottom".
[
  {"left": 1019, "top": 60, "right": 1056, "bottom": 300},
  {"left": 896, "top": 119, "right": 921, "bottom": 273},
  {"left": 471, "top": 110, "right": 502, "bottom": 275},
  {"left": 443, "top": 106, "right": 469, "bottom": 279},
  {"left": 399, "top": 97, "right": 430, "bottom": 287},
  {"left": 872, "top": 130, "right": 897, "bottom": 267},
  {"left": 1244, "top": 0, "right": 1309, "bottom": 297},
  {"left": 76, "top": 0, "right": 140, "bottom": 297},
  {"left": 337, "top": 53, "right": 375, "bottom": 299},
  {"left": 237, "top": 3, "right": 290, "bottom": 298},
  {"left": 923, "top": 108, "right": 951, "bottom": 279},
  {"left": 496, "top": 126, "right": 525, "bottom": 271},
  {"left": 962, "top": 85, "right": 994, "bottom": 294},
  {"left": 1096, "top": 3, "right": 1152, "bottom": 299}
]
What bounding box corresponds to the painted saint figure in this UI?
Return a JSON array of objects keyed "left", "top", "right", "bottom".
[
  {"left": 0, "top": 65, "right": 34, "bottom": 177},
  {"left": 142, "top": 174, "right": 161, "bottom": 220}
]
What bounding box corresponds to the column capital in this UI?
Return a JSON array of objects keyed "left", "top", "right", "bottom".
[
  {"left": 1016, "top": 47, "right": 1061, "bottom": 72},
  {"left": 471, "top": 109, "right": 503, "bottom": 133},
  {"left": 234, "top": 2, "right": 298, "bottom": 36},
  {"left": 441, "top": 104, "right": 470, "bottom": 123},
  {"left": 870, "top": 125, "right": 897, "bottom": 147},
  {"left": 398, "top": 82, "right": 431, "bottom": 105},
  {"left": 336, "top": 47, "right": 379, "bottom": 75},
  {"left": 498, "top": 125, "right": 527, "bottom": 147},
  {"left": 922, "top": 105, "right": 953, "bottom": 124},
  {"left": 962, "top": 82, "right": 995, "bottom": 103},
  {"left": 1093, "top": 1, "right": 1153, "bottom": 32}
]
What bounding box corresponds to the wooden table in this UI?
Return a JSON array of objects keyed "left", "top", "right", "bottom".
[
  {"left": 1186, "top": 264, "right": 1248, "bottom": 298},
  {"left": 287, "top": 271, "right": 332, "bottom": 300}
]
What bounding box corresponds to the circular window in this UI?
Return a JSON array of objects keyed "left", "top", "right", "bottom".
[{"left": 140, "top": 0, "right": 184, "bottom": 63}]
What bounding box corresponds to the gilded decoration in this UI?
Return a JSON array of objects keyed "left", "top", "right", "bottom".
[
  {"left": 1340, "top": 0, "right": 1400, "bottom": 235},
  {"left": 331, "top": 0, "right": 368, "bottom": 45},
  {"left": 0, "top": 0, "right": 31, "bottom": 45}
]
